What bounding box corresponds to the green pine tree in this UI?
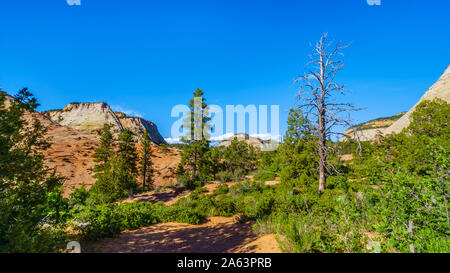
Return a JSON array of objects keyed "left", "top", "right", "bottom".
[
  {"left": 92, "top": 123, "right": 114, "bottom": 176},
  {"left": 139, "top": 129, "right": 154, "bottom": 191},
  {"left": 118, "top": 129, "right": 138, "bottom": 175},
  {"left": 177, "top": 88, "right": 212, "bottom": 186}
]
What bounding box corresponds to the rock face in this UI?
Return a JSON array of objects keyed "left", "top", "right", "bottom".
[
  {"left": 384, "top": 65, "right": 450, "bottom": 135},
  {"left": 117, "top": 114, "right": 167, "bottom": 145},
  {"left": 217, "top": 133, "right": 265, "bottom": 149},
  {"left": 340, "top": 112, "right": 405, "bottom": 142},
  {"left": 43, "top": 102, "right": 167, "bottom": 145},
  {"left": 1, "top": 92, "right": 179, "bottom": 196},
  {"left": 342, "top": 64, "right": 450, "bottom": 141},
  {"left": 44, "top": 102, "right": 123, "bottom": 134}
]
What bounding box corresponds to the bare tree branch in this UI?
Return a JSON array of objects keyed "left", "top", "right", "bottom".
[{"left": 295, "top": 33, "right": 360, "bottom": 194}]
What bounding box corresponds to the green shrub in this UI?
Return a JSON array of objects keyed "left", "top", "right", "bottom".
[
  {"left": 217, "top": 170, "right": 233, "bottom": 183},
  {"left": 213, "top": 184, "right": 229, "bottom": 195},
  {"left": 230, "top": 180, "right": 265, "bottom": 197},
  {"left": 254, "top": 170, "right": 276, "bottom": 182},
  {"left": 73, "top": 202, "right": 204, "bottom": 241}
]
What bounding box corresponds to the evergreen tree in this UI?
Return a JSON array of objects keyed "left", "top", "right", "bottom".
[
  {"left": 182, "top": 88, "right": 211, "bottom": 143},
  {"left": 276, "top": 108, "right": 317, "bottom": 183},
  {"left": 118, "top": 129, "right": 138, "bottom": 175},
  {"left": 177, "top": 89, "right": 212, "bottom": 185},
  {"left": 90, "top": 128, "right": 139, "bottom": 202},
  {"left": 92, "top": 123, "right": 114, "bottom": 176},
  {"left": 0, "top": 88, "right": 63, "bottom": 252},
  {"left": 139, "top": 129, "right": 154, "bottom": 191}
]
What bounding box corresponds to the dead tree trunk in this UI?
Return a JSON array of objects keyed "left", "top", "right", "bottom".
[
  {"left": 318, "top": 109, "right": 327, "bottom": 193},
  {"left": 296, "top": 33, "right": 361, "bottom": 194}
]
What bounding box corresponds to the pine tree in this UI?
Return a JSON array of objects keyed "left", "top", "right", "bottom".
[
  {"left": 177, "top": 88, "right": 212, "bottom": 185},
  {"left": 276, "top": 108, "right": 317, "bottom": 183},
  {"left": 92, "top": 123, "right": 114, "bottom": 176},
  {"left": 139, "top": 129, "right": 154, "bottom": 191},
  {"left": 118, "top": 129, "right": 138, "bottom": 175},
  {"left": 182, "top": 88, "right": 211, "bottom": 143},
  {"left": 90, "top": 128, "right": 139, "bottom": 202}
]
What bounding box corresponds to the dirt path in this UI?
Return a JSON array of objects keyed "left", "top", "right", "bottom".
[
  {"left": 96, "top": 180, "right": 283, "bottom": 253},
  {"left": 86, "top": 217, "right": 281, "bottom": 253},
  {"left": 122, "top": 187, "right": 191, "bottom": 205}
]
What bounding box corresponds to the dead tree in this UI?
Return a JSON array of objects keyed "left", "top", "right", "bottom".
[{"left": 295, "top": 33, "right": 361, "bottom": 194}]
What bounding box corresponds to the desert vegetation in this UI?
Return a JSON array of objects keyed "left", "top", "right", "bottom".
[{"left": 0, "top": 35, "right": 448, "bottom": 253}]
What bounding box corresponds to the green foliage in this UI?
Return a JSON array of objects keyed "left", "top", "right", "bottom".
[
  {"left": 218, "top": 137, "right": 259, "bottom": 175},
  {"left": 408, "top": 99, "right": 450, "bottom": 138},
  {"left": 73, "top": 202, "right": 204, "bottom": 241},
  {"left": 176, "top": 89, "right": 214, "bottom": 185},
  {"left": 92, "top": 124, "right": 113, "bottom": 175},
  {"left": 0, "top": 89, "right": 65, "bottom": 252},
  {"left": 90, "top": 129, "right": 139, "bottom": 202},
  {"left": 270, "top": 108, "right": 318, "bottom": 184},
  {"left": 213, "top": 183, "right": 229, "bottom": 195},
  {"left": 118, "top": 129, "right": 138, "bottom": 175},
  {"left": 253, "top": 170, "right": 277, "bottom": 182},
  {"left": 375, "top": 173, "right": 449, "bottom": 253},
  {"left": 176, "top": 140, "right": 211, "bottom": 186},
  {"left": 90, "top": 155, "right": 139, "bottom": 202},
  {"left": 139, "top": 129, "right": 154, "bottom": 191}
]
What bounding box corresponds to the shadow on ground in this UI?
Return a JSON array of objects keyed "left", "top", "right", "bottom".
[{"left": 86, "top": 217, "right": 258, "bottom": 253}]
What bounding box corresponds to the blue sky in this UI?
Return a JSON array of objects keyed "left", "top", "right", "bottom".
[{"left": 1, "top": 0, "right": 449, "bottom": 140}]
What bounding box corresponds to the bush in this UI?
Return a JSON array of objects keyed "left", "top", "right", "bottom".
[
  {"left": 375, "top": 172, "right": 449, "bottom": 253},
  {"left": 217, "top": 170, "right": 233, "bottom": 183},
  {"left": 254, "top": 170, "right": 277, "bottom": 182},
  {"left": 178, "top": 175, "right": 204, "bottom": 190},
  {"left": 72, "top": 202, "right": 205, "bottom": 241},
  {"left": 213, "top": 184, "right": 229, "bottom": 195},
  {"left": 230, "top": 180, "right": 265, "bottom": 197}
]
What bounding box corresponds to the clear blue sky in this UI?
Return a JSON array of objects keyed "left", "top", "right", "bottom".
[{"left": 1, "top": 0, "right": 449, "bottom": 140}]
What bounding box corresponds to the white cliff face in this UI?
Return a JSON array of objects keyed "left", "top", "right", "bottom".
[
  {"left": 44, "top": 102, "right": 123, "bottom": 134},
  {"left": 384, "top": 64, "right": 450, "bottom": 135},
  {"left": 342, "top": 65, "right": 450, "bottom": 141},
  {"left": 217, "top": 133, "right": 265, "bottom": 149},
  {"left": 43, "top": 103, "right": 167, "bottom": 145},
  {"left": 118, "top": 115, "right": 167, "bottom": 145}
]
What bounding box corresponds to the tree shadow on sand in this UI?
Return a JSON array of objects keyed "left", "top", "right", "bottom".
[{"left": 88, "top": 218, "right": 258, "bottom": 253}]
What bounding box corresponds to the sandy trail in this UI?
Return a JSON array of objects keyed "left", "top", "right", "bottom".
[
  {"left": 92, "top": 180, "right": 282, "bottom": 253},
  {"left": 86, "top": 216, "right": 281, "bottom": 253}
]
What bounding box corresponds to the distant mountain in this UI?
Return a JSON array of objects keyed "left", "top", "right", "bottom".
[
  {"left": 340, "top": 112, "right": 406, "bottom": 142},
  {"left": 1, "top": 92, "right": 178, "bottom": 196},
  {"left": 42, "top": 102, "right": 167, "bottom": 145},
  {"left": 384, "top": 64, "right": 450, "bottom": 135},
  {"left": 217, "top": 133, "right": 265, "bottom": 149},
  {"left": 342, "top": 64, "right": 450, "bottom": 141}
]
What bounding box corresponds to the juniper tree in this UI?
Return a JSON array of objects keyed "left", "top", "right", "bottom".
[{"left": 295, "top": 33, "right": 360, "bottom": 194}]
